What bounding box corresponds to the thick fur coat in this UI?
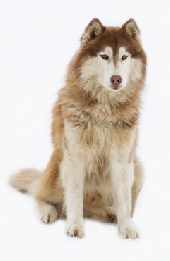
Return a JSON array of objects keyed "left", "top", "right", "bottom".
[{"left": 10, "top": 18, "right": 147, "bottom": 239}]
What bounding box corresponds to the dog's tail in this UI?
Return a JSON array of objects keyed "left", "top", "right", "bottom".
[{"left": 9, "top": 169, "right": 41, "bottom": 194}]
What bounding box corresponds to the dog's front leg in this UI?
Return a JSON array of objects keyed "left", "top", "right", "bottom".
[
  {"left": 111, "top": 160, "right": 139, "bottom": 239},
  {"left": 61, "top": 156, "right": 85, "bottom": 238}
]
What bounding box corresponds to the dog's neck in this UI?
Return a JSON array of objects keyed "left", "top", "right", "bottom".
[{"left": 59, "top": 80, "right": 141, "bottom": 130}]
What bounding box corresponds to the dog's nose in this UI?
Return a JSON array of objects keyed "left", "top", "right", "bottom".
[{"left": 110, "top": 75, "right": 122, "bottom": 89}]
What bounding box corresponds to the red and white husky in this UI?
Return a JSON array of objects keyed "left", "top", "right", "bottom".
[{"left": 10, "top": 18, "right": 147, "bottom": 239}]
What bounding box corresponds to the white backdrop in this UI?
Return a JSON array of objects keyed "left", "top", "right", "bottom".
[{"left": 0, "top": 0, "right": 170, "bottom": 260}]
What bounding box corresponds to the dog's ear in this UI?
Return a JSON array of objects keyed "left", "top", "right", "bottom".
[
  {"left": 122, "top": 19, "right": 140, "bottom": 38},
  {"left": 81, "top": 18, "right": 105, "bottom": 46}
]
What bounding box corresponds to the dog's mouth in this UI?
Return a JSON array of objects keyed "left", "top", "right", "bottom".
[
  {"left": 111, "top": 85, "right": 121, "bottom": 91},
  {"left": 110, "top": 84, "right": 124, "bottom": 91}
]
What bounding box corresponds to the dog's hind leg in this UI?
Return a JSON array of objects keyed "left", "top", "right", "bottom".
[
  {"left": 37, "top": 200, "right": 59, "bottom": 224},
  {"left": 33, "top": 150, "right": 64, "bottom": 224},
  {"left": 84, "top": 192, "right": 117, "bottom": 223},
  {"left": 84, "top": 205, "right": 117, "bottom": 223},
  {"left": 131, "top": 159, "right": 144, "bottom": 216},
  {"left": 10, "top": 156, "right": 63, "bottom": 224}
]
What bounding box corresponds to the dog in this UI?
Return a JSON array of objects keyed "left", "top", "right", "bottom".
[{"left": 10, "top": 18, "right": 147, "bottom": 239}]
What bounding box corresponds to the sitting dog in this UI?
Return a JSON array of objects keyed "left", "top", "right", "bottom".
[{"left": 10, "top": 18, "right": 147, "bottom": 239}]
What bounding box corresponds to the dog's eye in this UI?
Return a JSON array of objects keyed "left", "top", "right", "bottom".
[
  {"left": 100, "top": 54, "right": 109, "bottom": 60},
  {"left": 121, "top": 55, "right": 128, "bottom": 61}
]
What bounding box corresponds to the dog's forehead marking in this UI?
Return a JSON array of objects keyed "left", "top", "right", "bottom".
[
  {"left": 99, "top": 47, "right": 113, "bottom": 56},
  {"left": 118, "top": 47, "right": 130, "bottom": 57}
]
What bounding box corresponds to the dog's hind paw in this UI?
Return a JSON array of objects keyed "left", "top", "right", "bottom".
[{"left": 38, "top": 202, "right": 58, "bottom": 224}]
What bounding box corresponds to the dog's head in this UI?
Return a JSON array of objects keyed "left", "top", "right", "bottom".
[{"left": 72, "top": 18, "right": 146, "bottom": 99}]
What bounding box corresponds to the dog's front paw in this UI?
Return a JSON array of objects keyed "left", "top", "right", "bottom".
[
  {"left": 66, "top": 224, "right": 84, "bottom": 238},
  {"left": 119, "top": 220, "right": 139, "bottom": 239}
]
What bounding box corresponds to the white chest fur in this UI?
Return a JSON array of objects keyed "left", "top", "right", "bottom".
[{"left": 63, "top": 119, "right": 135, "bottom": 175}]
